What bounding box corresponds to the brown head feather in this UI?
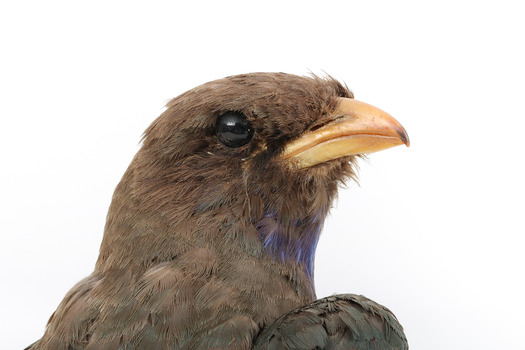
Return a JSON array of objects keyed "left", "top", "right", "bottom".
[{"left": 95, "top": 73, "right": 357, "bottom": 275}]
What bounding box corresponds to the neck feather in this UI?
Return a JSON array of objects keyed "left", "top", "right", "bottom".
[{"left": 255, "top": 208, "right": 325, "bottom": 289}]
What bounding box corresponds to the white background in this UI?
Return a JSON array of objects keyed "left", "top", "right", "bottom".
[{"left": 1, "top": 1, "right": 524, "bottom": 349}]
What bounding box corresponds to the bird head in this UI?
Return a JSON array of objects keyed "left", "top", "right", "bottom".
[{"left": 96, "top": 73, "right": 408, "bottom": 291}]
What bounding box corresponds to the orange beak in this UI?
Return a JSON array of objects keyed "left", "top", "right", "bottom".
[{"left": 281, "top": 97, "right": 409, "bottom": 168}]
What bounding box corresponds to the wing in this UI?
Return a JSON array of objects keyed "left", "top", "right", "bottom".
[{"left": 253, "top": 294, "right": 408, "bottom": 350}]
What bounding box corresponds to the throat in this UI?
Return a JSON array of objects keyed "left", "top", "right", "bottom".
[{"left": 255, "top": 210, "right": 324, "bottom": 284}]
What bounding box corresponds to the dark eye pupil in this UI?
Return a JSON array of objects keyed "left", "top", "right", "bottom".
[{"left": 216, "top": 112, "right": 254, "bottom": 148}]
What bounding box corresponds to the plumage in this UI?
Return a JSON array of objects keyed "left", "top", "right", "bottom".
[
  {"left": 253, "top": 295, "right": 407, "bottom": 350},
  {"left": 27, "top": 73, "right": 409, "bottom": 349}
]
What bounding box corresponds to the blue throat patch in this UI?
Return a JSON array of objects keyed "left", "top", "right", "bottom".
[{"left": 255, "top": 210, "right": 323, "bottom": 283}]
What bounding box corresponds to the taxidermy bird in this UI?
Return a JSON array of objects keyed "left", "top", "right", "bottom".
[{"left": 27, "top": 73, "right": 410, "bottom": 350}]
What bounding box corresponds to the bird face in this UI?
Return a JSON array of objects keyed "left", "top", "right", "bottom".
[
  {"left": 97, "top": 73, "right": 408, "bottom": 286},
  {"left": 133, "top": 73, "right": 407, "bottom": 220}
]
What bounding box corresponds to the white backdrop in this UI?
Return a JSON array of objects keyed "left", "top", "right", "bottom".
[{"left": 1, "top": 1, "right": 524, "bottom": 349}]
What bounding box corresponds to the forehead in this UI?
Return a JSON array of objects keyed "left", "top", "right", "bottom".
[{"left": 173, "top": 73, "right": 348, "bottom": 123}]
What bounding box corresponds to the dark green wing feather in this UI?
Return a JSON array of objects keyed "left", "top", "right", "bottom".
[{"left": 253, "top": 294, "right": 408, "bottom": 350}]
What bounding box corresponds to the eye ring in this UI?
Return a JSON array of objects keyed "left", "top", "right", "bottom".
[{"left": 216, "top": 111, "right": 254, "bottom": 148}]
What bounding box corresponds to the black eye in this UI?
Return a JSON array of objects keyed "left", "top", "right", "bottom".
[{"left": 216, "top": 111, "right": 254, "bottom": 148}]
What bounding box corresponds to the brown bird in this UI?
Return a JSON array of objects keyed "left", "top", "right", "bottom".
[{"left": 27, "top": 73, "right": 409, "bottom": 349}]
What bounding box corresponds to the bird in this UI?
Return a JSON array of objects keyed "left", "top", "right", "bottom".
[{"left": 26, "top": 72, "right": 410, "bottom": 350}]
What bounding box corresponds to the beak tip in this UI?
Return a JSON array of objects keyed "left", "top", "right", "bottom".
[{"left": 397, "top": 127, "right": 410, "bottom": 147}]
